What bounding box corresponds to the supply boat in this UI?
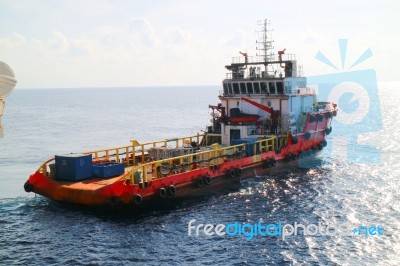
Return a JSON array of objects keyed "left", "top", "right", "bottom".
[{"left": 24, "top": 20, "right": 337, "bottom": 209}]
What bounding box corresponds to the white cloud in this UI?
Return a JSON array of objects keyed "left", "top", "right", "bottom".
[
  {"left": 222, "top": 30, "right": 246, "bottom": 47},
  {"left": 49, "top": 31, "right": 69, "bottom": 53},
  {"left": 128, "top": 18, "right": 159, "bottom": 48},
  {"left": 59, "top": 0, "right": 118, "bottom": 19},
  {"left": 0, "top": 33, "right": 26, "bottom": 48},
  {"left": 0, "top": 18, "right": 222, "bottom": 87},
  {"left": 0, "top": 0, "right": 399, "bottom": 87},
  {"left": 163, "top": 26, "right": 190, "bottom": 46}
]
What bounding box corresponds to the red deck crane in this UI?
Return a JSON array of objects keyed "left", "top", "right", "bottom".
[{"left": 240, "top": 97, "right": 273, "bottom": 114}]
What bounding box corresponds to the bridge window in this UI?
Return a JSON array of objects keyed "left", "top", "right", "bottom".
[
  {"left": 233, "top": 83, "right": 240, "bottom": 94},
  {"left": 228, "top": 83, "right": 233, "bottom": 95},
  {"left": 261, "top": 82, "right": 268, "bottom": 94},
  {"left": 223, "top": 83, "right": 229, "bottom": 95},
  {"left": 240, "top": 83, "right": 246, "bottom": 94},
  {"left": 277, "top": 82, "right": 284, "bottom": 94},
  {"left": 268, "top": 82, "right": 276, "bottom": 95},
  {"left": 253, "top": 82, "right": 260, "bottom": 94},
  {"left": 246, "top": 82, "right": 253, "bottom": 94}
]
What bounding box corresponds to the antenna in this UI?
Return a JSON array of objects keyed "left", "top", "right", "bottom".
[{"left": 255, "top": 19, "right": 274, "bottom": 63}]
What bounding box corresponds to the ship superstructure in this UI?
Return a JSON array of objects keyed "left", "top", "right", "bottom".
[{"left": 206, "top": 19, "right": 334, "bottom": 148}]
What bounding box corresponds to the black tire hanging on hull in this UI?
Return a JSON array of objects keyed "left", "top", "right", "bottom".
[
  {"left": 24, "top": 182, "right": 33, "bottom": 193},
  {"left": 159, "top": 187, "right": 167, "bottom": 198},
  {"left": 167, "top": 185, "right": 176, "bottom": 196},
  {"left": 133, "top": 194, "right": 143, "bottom": 205}
]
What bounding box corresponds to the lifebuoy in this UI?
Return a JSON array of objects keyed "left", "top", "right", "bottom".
[
  {"left": 133, "top": 194, "right": 143, "bottom": 205},
  {"left": 167, "top": 185, "right": 176, "bottom": 196},
  {"left": 318, "top": 113, "right": 324, "bottom": 121},
  {"left": 159, "top": 187, "right": 167, "bottom": 198}
]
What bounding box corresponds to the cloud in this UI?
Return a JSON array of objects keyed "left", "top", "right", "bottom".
[
  {"left": 0, "top": 18, "right": 218, "bottom": 87},
  {"left": 163, "top": 26, "right": 191, "bottom": 45},
  {"left": 49, "top": 31, "right": 69, "bottom": 53},
  {"left": 128, "top": 18, "right": 159, "bottom": 47},
  {"left": 60, "top": 0, "right": 118, "bottom": 19},
  {"left": 0, "top": 33, "right": 26, "bottom": 48},
  {"left": 222, "top": 30, "right": 246, "bottom": 47}
]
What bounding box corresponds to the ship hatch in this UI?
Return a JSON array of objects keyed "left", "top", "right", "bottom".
[{"left": 230, "top": 129, "right": 241, "bottom": 144}]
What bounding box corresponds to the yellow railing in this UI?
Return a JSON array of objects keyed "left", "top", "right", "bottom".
[
  {"left": 278, "top": 133, "right": 289, "bottom": 150},
  {"left": 36, "top": 143, "right": 136, "bottom": 177},
  {"left": 37, "top": 134, "right": 277, "bottom": 183},
  {"left": 130, "top": 133, "right": 204, "bottom": 165},
  {"left": 83, "top": 145, "right": 136, "bottom": 165},
  {"left": 37, "top": 133, "right": 205, "bottom": 177},
  {"left": 126, "top": 136, "right": 276, "bottom": 185}
]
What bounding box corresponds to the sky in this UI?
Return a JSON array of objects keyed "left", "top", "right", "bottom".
[{"left": 0, "top": 0, "right": 399, "bottom": 88}]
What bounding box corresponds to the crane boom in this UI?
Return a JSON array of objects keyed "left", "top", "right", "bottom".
[{"left": 240, "top": 97, "right": 273, "bottom": 113}]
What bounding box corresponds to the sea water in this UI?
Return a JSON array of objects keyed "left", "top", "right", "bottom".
[{"left": 0, "top": 85, "right": 399, "bottom": 265}]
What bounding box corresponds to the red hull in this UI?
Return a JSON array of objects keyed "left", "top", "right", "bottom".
[{"left": 25, "top": 112, "right": 330, "bottom": 209}]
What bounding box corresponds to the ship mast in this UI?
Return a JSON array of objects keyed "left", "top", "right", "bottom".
[{"left": 256, "top": 19, "right": 276, "bottom": 76}]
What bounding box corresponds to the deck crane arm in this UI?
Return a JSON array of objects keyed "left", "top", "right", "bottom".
[{"left": 240, "top": 97, "right": 273, "bottom": 114}]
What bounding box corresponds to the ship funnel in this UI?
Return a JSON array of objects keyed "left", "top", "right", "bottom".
[{"left": 0, "top": 61, "right": 17, "bottom": 138}]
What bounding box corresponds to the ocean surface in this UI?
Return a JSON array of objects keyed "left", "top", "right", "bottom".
[{"left": 0, "top": 84, "right": 399, "bottom": 265}]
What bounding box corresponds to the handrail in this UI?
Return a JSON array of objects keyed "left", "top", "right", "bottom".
[
  {"left": 230, "top": 54, "right": 296, "bottom": 65},
  {"left": 130, "top": 133, "right": 204, "bottom": 165},
  {"left": 36, "top": 133, "right": 206, "bottom": 177},
  {"left": 125, "top": 136, "right": 276, "bottom": 185},
  {"left": 36, "top": 144, "right": 136, "bottom": 174},
  {"left": 37, "top": 158, "right": 56, "bottom": 174}
]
